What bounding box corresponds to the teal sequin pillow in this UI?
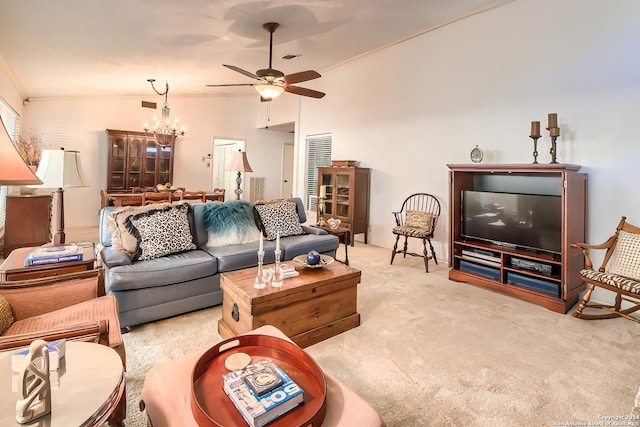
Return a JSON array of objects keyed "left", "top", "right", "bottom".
[{"left": 203, "top": 200, "right": 261, "bottom": 247}]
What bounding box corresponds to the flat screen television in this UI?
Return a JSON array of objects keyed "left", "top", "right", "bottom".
[{"left": 462, "top": 190, "right": 562, "bottom": 254}]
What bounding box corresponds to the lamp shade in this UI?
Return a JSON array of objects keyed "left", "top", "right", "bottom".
[
  {"left": 0, "top": 116, "right": 42, "bottom": 185},
  {"left": 225, "top": 150, "right": 253, "bottom": 173},
  {"left": 35, "top": 149, "right": 86, "bottom": 189}
]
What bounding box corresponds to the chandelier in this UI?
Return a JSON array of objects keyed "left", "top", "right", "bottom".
[{"left": 143, "top": 79, "right": 185, "bottom": 147}]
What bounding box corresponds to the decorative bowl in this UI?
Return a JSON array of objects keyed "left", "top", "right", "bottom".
[{"left": 293, "top": 254, "right": 335, "bottom": 269}]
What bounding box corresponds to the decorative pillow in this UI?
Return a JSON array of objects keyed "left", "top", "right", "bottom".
[
  {"left": 0, "top": 294, "right": 14, "bottom": 335},
  {"left": 405, "top": 211, "right": 434, "bottom": 232},
  {"left": 253, "top": 199, "right": 304, "bottom": 241},
  {"left": 609, "top": 230, "right": 640, "bottom": 282},
  {"left": 125, "top": 203, "right": 196, "bottom": 261},
  {"left": 107, "top": 203, "right": 171, "bottom": 257},
  {"left": 202, "top": 200, "right": 261, "bottom": 247}
]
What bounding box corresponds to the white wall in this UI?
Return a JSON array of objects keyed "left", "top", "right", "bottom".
[
  {"left": 14, "top": 95, "right": 290, "bottom": 227},
  {"left": 298, "top": 0, "right": 640, "bottom": 304}
]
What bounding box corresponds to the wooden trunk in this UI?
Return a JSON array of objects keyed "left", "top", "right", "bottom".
[{"left": 218, "top": 262, "right": 361, "bottom": 348}]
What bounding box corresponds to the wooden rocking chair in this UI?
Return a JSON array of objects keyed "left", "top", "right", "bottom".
[
  {"left": 390, "top": 193, "right": 440, "bottom": 272},
  {"left": 571, "top": 216, "right": 640, "bottom": 322}
]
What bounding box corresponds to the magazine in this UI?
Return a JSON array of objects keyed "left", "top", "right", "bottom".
[{"left": 222, "top": 357, "right": 304, "bottom": 427}]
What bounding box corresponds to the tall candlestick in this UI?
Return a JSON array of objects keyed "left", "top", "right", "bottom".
[
  {"left": 530, "top": 121, "right": 540, "bottom": 137},
  {"left": 549, "top": 127, "right": 560, "bottom": 137},
  {"left": 259, "top": 233, "right": 263, "bottom": 252},
  {"left": 548, "top": 113, "right": 558, "bottom": 129}
]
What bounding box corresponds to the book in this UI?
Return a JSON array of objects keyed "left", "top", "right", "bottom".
[
  {"left": 24, "top": 251, "right": 83, "bottom": 266},
  {"left": 222, "top": 358, "right": 304, "bottom": 427},
  {"left": 31, "top": 244, "right": 80, "bottom": 257},
  {"left": 11, "top": 339, "right": 66, "bottom": 373}
]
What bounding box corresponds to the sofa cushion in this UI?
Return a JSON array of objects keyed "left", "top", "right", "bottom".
[
  {"left": 106, "top": 249, "right": 217, "bottom": 292},
  {"left": 609, "top": 230, "right": 640, "bottom": 282},
  {"left": 279, "top": 233, "right": 340, "bottom": 259},
  {"left": 106, "top": 203, "right": 171, "bottom": 257},
  {"left": 253, "top": 199, "right": 304, "bottom": 241},
  {"left": 126, "top": 203, "right": 197, "bottom": 261},
  {"left": 202, "top": 200, "right": 260, "bottom": 247},
  {"left": 0, "top": 294, "right": 14, "bottom": 334}
]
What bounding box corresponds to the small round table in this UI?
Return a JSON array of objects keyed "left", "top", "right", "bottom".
[{"left": 0, "top": 341, "right": 124, "bottom": 427}]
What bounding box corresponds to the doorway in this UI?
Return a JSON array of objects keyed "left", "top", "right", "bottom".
[
  {"left": 211, "top": 138, "right": 245, "bottom": 198},
  {"left": 281, "top": 142, "right": 294, "bottom": 198}
]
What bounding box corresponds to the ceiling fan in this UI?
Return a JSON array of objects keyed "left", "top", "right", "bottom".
[{"left": 207, "top": 22, "right": 325, "bottom": 102}]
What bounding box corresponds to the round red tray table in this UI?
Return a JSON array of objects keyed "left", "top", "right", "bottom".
[{"left": 191, "top": 334, "right": 327, "bottom": 427}]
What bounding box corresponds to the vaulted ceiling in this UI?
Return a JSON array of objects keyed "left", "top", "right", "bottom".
[{"left": 0, "top": 0, "right": 510, "bottom": 100}]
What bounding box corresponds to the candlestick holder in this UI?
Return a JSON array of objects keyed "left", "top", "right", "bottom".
[
  {"left": 547, "top": 127, "right": 560, "bottom": 164},
  {"left": 272, "top": 249, "right": 283, "bottom": 288},
  {"left": 316, "top": 197, "right": 327, "bottom": 226},
  {"left": 254, "top": 250, "right": 266, "bottom": 289},
  {"left": 529, "top": 134, "right": 541, "bottom": 164}
]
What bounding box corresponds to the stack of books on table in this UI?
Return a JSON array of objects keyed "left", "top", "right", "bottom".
[
  {"left": 279, "top": 264, "right": 299, "bottom": 279},
  {"left": 222, "top": 357, "right": 304, "bottom": 427},
  {"left": 24, "top": 245, "right": 83, "bottom": 266}
]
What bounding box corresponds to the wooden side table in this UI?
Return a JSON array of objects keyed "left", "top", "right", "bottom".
[
  {"left": 313, "top": 225, "right": 351, "bottom": 265},
  {"left": 0, "top": 245, "right": 96, "bottom": 281}
]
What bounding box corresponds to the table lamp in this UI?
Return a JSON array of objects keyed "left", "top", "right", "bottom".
[
  {"left": 0, "top": 116, "right": 42, "bottom": 185},
  {"left": 33, "top": 148, "right": 86, "bottom": 245},
  {"left": 225, "top": 149, "right": 253, "bottom": 200}
]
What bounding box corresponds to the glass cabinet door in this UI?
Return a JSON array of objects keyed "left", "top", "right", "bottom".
[
  {"left": 143, "top": 141, "right": 158, "bottom": 187},
  {"left": 335, "top": 172, "right": 351, "bottom": 219},
  {"left": 110, "top": 137, "right": 126, "bottom": 189},
  {"left": 127, "top": 137, "right": 142, "bottom": 188},
  {"left": 320, "top": 172, "right": 333, "bottom": 215},
  {"left": 158, "top": 145, "right": 173, "bottom": 185}
]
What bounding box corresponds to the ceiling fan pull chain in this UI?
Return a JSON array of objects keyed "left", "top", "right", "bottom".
[{"left": 266, "top": 102, "right": 271, "bottom": 129}]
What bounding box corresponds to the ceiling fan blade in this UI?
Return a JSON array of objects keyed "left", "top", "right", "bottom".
[
  {"left": 285, "top": 85, "right": 326, "bottom": 99},
  {"left": 223, "top": 64, "right": 260, "bottom": 80},
  {"left": 206, "top": 83, "right": 255, "bottom": 87},
  {"left": 284, "top": 70, "right": 321, "bottom": 85}
]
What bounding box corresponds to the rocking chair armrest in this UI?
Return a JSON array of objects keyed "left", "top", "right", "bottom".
[
  {"left": 571, "top": 235, "right": 618, "bottom": 271},
  {"left": 0, "top": 320, "right": 110, "bottom": 351}
]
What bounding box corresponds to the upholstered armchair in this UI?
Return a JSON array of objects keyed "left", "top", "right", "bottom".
[{"left": 0, "top": 269, "right": 126, "bottom": 425}]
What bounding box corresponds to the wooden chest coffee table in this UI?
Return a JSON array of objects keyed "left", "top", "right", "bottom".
[{"left": 218, "top": 261, "right": 361, "bottom": 348}]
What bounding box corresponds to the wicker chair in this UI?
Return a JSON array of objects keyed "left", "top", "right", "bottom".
[
  {"left": 0, "top": 269, "right": 126, "bottom": 424},
  {"left": 572, "top": 216, "right": 640, "bottom": 322},
  {"left": 390, "top": 193, "right": 441, "bottom": 272}
]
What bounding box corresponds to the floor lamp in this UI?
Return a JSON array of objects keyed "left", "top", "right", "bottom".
[
  {"left": 32, "top": 148, "right": 86, "bottom": 246},
  {"left": 225, "top": 149, "right": 253, "bottom": 200},
  {"left": 0, "top": 116, "right": 42, "bottom": 186}
]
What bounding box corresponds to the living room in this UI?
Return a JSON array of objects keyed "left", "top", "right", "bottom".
[{"left": 1, "top": 0, "right": 640, "bottom": 425}]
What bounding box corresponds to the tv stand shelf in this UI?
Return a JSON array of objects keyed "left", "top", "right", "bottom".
[{"left": 448, "top": 164, "right": 587, "bottom": 313}]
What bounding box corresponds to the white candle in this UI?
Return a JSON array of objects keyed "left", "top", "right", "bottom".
[
  {"left": 276, "top": 233, "right": 280, "bottom": 252},
  {"left": 319, "top": 185, "right": 327, "bottom": 198},
  {"left": 259, "top": 233, "right": 263, "bottom": 252}
]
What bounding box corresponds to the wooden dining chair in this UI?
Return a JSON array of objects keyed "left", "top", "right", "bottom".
[
  {"left": 132, "top": 186, "right": 157, "bottom": 193},
  {"left": 142, "top": 191, "right": 172, "bottom": 205},
  {"left": 180, "top": 191, "right": 206, "bottom": 203},
  {"left": 390, "top": 193, "right": 441, "bottom": 272}
]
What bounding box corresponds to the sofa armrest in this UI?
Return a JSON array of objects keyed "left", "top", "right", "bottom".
[
  {"left": 302, "top": 225, "right": 327, "bottom": 235},
  {"left": 0, "top": 320, "right": 110, "bottom": 351},
  {"left": 100, "top": 246, "right": 133, "bottom": 268},
  {"left": 1, "top": 270, "right": 103, "bottom": 320}
]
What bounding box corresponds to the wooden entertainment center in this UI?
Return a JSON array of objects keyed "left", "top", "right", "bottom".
[{"left": 447, "top": 164, "right": 587, "bottom": 313}]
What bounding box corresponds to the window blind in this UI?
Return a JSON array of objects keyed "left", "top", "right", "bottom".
[{"left": 305, "top": 133, "right": 332, "bottom": 212}]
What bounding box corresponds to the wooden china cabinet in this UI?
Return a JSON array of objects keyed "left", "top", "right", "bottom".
[
  {"left": 106, "top": 129, "right": 174, "bottom": 192},
  {"left": 317, "top": 165, "right": 370, "bottom": 245}
]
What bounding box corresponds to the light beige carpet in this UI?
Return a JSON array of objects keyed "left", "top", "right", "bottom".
[{"left": 119, "top": 242, "right": 640, "bottom": 426}]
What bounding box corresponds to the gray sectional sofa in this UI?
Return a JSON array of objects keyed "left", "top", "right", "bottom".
[{"left": 98, "top": 198, "right": 339, "bottom": 330}]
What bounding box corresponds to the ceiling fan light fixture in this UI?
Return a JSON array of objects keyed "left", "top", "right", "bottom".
[{"left": 254, "top": 84, "right": 284, "bottom": 101}]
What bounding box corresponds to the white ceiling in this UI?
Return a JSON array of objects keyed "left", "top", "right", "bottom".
[{"left": 0, "top": 0, "right": 509, "bottom": 101}]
